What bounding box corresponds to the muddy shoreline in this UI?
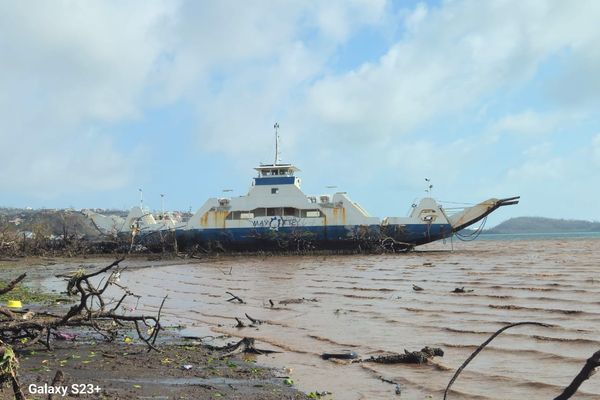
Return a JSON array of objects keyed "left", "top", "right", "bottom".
[
  {"left": 0, "top": 257, "right": 310, "bottom": 400},
  {"left": 12, "top": 340, "right": 307, "bottom": 400}
]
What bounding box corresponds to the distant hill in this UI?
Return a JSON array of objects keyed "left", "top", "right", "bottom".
[{"left": 486, "top": 217, "right": 600, "bottom": 234}]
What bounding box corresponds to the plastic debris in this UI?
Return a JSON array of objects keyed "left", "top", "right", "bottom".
[
  {"left": 321, "top": 351, "right": 358, "bottom": 360},
  {"left": 54, "top": 331, "right": 77, "bottom": 341}
]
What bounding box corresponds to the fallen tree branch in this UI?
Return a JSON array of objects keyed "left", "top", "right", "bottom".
[
  {"left": 47, "top": 370, "right": 64, "bottom": 400},
  {"left": 364, "top": 347, "right": 443, "bottom": 364},
  {"left": 206, "top": 337, "right": 280, "bottom": 356},
  {"left": 554, "top": 349, "right": 600, "bottom": 400},
  {"left": 444, "top": 321, "right": 551, "bottom": 399},
  {"left": 225, "top": 291, "right": 245, "bottom": 304},
  {"left": 0, "top": 274, "right": 26, "bottom": 296},
  {"left": 451, "top": 287, "right": 473, "bottom": 293},
  {"left": 245, "top": 313, "right": 262, "bottom": 325},
  {"left": 234, "top": 318, "right": 245, "bottom": 328}
]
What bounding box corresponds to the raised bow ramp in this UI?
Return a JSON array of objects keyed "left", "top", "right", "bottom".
[{"left": 448, "top": 196, "right": 520, "bottom": 232}]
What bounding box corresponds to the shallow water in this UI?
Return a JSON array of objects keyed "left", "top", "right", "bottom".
[{"left": 45, "top": 238, "right": 600, "bottom": 399}]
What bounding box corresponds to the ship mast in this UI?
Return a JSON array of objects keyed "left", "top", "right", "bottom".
[{"left": 274, "top": 122, "right": 280, "bottom": 165}]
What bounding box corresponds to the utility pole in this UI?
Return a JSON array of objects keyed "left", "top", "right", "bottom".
[{"left": 160, "top": 193, "right": 165, "bottom": 218}]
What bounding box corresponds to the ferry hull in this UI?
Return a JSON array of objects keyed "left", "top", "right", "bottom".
[{"left": 172, "top": 223, "right": 453, "bottom": 253}]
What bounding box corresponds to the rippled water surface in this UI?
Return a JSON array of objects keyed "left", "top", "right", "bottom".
[{"left": 46, "top": 238, "right": 600, "bottom": 399}]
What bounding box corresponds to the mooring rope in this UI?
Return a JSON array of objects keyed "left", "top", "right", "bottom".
[{"left": 454, "top": 216, "right": 487, "bottom": 241}]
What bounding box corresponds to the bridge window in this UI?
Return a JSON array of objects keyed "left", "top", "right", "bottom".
[
  {"left": 283, "top": 207, "right": 298, "bottom": 216},
  {"left": 253, "top": 208, "right": 266, "bottom": 217},
  {"left": 226, "top": 208, "right": 322, "bottom": 220},
  {"left": 266, "top": 207, "right": 282, "bottom": 216},
  {"left": 302, "top": 210, "right": 322, "bottom": 218}
]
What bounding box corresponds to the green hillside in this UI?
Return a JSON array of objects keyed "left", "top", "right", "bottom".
[{"left": 487, "top": 217, "right": 600, "bottom": 234}]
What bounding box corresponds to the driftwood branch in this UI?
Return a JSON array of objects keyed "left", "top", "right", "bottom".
[
  {"left": 444, "top": 322, "right": 550, "bottom": 399},
  {"left": 0, "top": 274, "right": 26, "bottom": 295},
  {"left": 206, "top": 337, "right": 280, "bottom": 356},
  {"left": 365, "top": 346, "right": 443, "bottom": 364},
  {"left": 234, "top": 318, "right": 245, "bottom": 328},
  {"left": 554, "top": 349, "right": 600, "bottom": 400},
  {"left": 225, "top": 291, "right": 245, "bottom": 304},
  {"left": 245, "top": 313, "right": 262, "bottom": 325},
  {"left": 47, "top": 370, "right": 64, "bottom": 400}
]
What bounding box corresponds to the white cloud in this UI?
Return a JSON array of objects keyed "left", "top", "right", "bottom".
[
  {"left": 3, "top": 0, "right": 600, "bottom": 218},
  {"left": 0, "top": 0, "right": 386, "bottom": 196},
  {"left": 0, "top": 131, "right": 136, "bottom": 197},
  {"left": 0, "top": 1, "right": 174, "bottom": 196},
  {"left": 150, "top": 0, "right": 389, "bottom": 161},
  {"left": 385, "top": 139, "right": 474, "bottom": 187},
  {"left": 300, "top": 0, "right": 600, "bottom": 144},
  {"left": 312, "top": 0, "right": 386, "bottom": 42},
  {"left": 506, "top": 157, "right": 566, "bottom": 182},
  {"left": 489, "top": 111, "right": 562, "bottom": 136},
  {"left": 0, "top": 1, "right": 173, "bottom": 124},
  {"left": 523, "top": 142, "right": 552, "bottom": 158},
  {"left": 404, "top": 2, "right": 428, "bottom": 33}
]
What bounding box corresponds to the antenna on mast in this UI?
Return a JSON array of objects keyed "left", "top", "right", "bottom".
[
  {"left": 424, "top": 178, "right": 433, "bottom": 196},
  {"left": 274, "top": 122, "right": 280, "bottom": 165}
]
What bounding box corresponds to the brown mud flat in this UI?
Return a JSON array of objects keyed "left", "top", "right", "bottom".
[
  {"left": 5, "top": 341, "right": 307, "bottom": 400},
  {"left": 0, "top": 257, "right": 308, "bottom": 400},
  {"left": 2, "top": 238, "right": 600, "bottom": 399}
]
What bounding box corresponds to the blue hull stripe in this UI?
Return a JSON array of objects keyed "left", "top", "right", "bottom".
[{"left": 171, "top": 223, "right": 452, "bottom": 250}]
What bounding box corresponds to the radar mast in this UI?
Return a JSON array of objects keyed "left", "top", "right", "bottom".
[{"left": 274, "top": 122, "right": 280, "bottom": 165}]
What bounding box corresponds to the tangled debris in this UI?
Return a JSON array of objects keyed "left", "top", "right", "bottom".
[
  {"left": 363, "top": 347, "right": 444, "bottom": 364},
  {"left": 0, "top": 259, "right": 167, "bottom": 398},
  {"left": 205, "top": 337, "right": 280, "bottom": 357},
  {"left": 279, "top": 298, "right": 319, "bottom": 305},
  {"left": 451, "top": 287, "right": 473, "bottom": 293},
  {"left": 321, "top": 351, "right": 358, "bottom": 361},
  {"left": 0, "top": 259, "right": 165, "bottom": 352}
]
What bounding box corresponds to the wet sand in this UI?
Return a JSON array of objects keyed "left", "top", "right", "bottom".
[{"left": 30, "top": 238, "right": 600, "bottom": 399}]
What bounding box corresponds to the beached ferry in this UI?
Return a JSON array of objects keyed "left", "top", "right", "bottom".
[{"left": 86, "top": 126, "right": 519, "bottom": 252}]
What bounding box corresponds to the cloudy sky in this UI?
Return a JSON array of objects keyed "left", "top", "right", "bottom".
[{"left": 1, "top": 0, "right": 599, "bottom": 226}]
